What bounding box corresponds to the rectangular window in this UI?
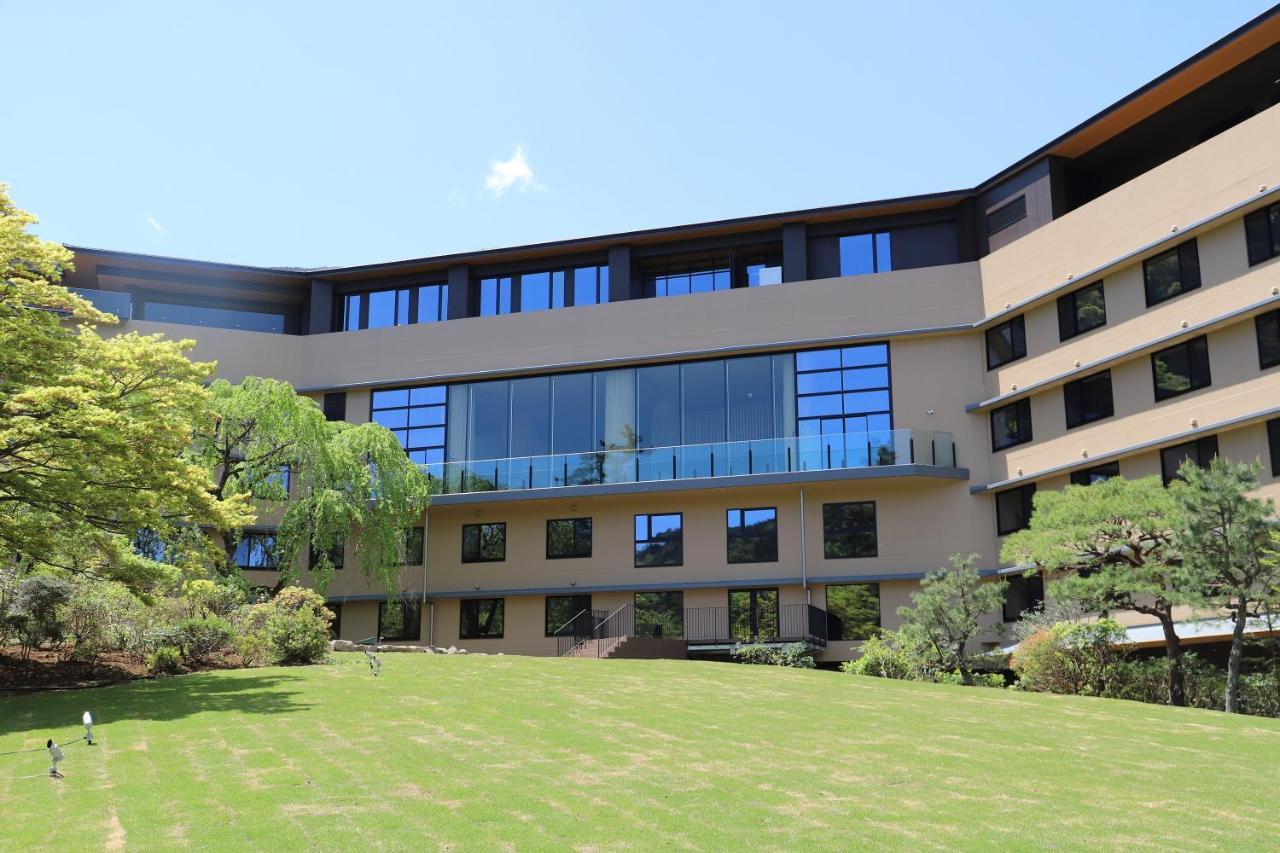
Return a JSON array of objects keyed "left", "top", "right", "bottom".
[
  {"left": 634, "top": 591, "right": 683, "bottom": 639},
  {"left": 1268, "top": 418, "right": 1280, "bottom": 477},
  {"left": 1070, "top": 461, "right": 1120, "bottom": 486},
  {"left": 795, "top": 344, "right": 892, "bottom": 449},
  {"left": 402, "top": 527, "right": 424, "bottom": 566},
  {"left": 825, "top": 583, "right": 880, "bottom": 641},
  {"left": 370, "top": 384, "right": 447, "bottom": 467},
  {"left": 991, "top": 398, "right": 1033, "bottom": 451},
  {"left": 572, "top": 265, "right": 610, "bottom": 306},
  {"left": 1057, "top": 281, "right": 1106, "bottom": 340},
  {"left": 329, "top": 602, "right": 342, "bottom": 640},
  {"left": 729, "top": 588, "right": 780, "bottom": 642},
  {"left": 1160, "top": 436, "right": 1218, "bottom": 486},
  {"left": 1151, "top": 336, "right": 1211, "bottom": 401},
  {"left": 995, "top": 484, "right": 1036, "bottom": 536},
  {"left": 545, "top": 594, "right": 591, "bottom": 636},
  {"left": 645, "top": 256, "right": 732, "bottom": 297},
  {"left": 746, "top": 258, "right": 783, "bottom": 286},
  {"left": 462, "top": 523, "right": 506, "bottom": 563},
  {"left": 234, "top": 531, "right": 279, "bottom": 570},
  {"left": 1063, "top": 370, "right": 1114, "bottom": 429},
  {"left": 1143, "top": 241, "right": 1201, "bottom": 307},
  {"left": 634, "top": 513, "right": 683, "bottom": 567},
  {"left": 309, "top": 540, "right": 345, "bottom": 571},
  {"left": 1002, "top": 573, "right": 1045, "bottom": 622},
  {"left": 838, "top": 232, "right": 892, "bottom": 275},
  {"left": 726, "top": 507, "right": 778, "bottom": 563},
  {"left": 546, "top": 518, "right": 592, "bottom": 559},
  {"left": 1244, "top": 201, "right": 1280, "bottom": 267},
  {"left": 986, "top": 316, "right": 1026, "bottom": 369},
  {"left": 322, "top": 391, "right": 347, "bottom": 422},
  {"left": 478, "top": 276, "right": 513, "bottom": 316},
  {"left": 822, "top": 501, "right": 876, "bottom": 559},
  {"left": 341, "top": 284, "right": 446, "bottom": 330},
  {"left": 459, "top": 598, "right": 504, "bottom": 639},
  {"left": 518, "top": 271, "right": 566, "bottom": 312},
  {"left": 1257, "top": 308, "right": 1280, "bottom": 370},
  {"left": 986, "top": 196, "right": 1027, "bottom": 235},
  {"left": 378, "top": 599, "right": 421, "bottom": 642},
  {"left": 416, "top": 283, "right": 449, "bottom": 323}
]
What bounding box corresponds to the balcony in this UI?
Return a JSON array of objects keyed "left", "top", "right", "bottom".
[
  {"left": 68, "top": 287, "right": 133, "bottom": 320},
  {"left": 555, "top": 603, "right": 829, "bottom": 658},
  {"left": 426, "top": 429, "right": 959, "bottom": 500}
]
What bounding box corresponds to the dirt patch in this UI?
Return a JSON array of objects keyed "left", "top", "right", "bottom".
[{"left": 0, "top": 646, "right": 245, "bottom": 694}]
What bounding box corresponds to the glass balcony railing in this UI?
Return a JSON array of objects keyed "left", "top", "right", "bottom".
[
  {"left": 424, "top": 429, "right": 955, "bottom": 495},
  {"left": 69, "top": 287, "right": 133, "bottom": 320}
]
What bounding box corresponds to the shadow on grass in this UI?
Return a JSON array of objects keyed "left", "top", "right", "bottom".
[{"left": 0, "top": 670, "right": 312, "bottom": 739}]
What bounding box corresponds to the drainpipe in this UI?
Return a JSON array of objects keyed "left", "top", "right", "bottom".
[
  {"left": 422, "top": 510, "right": 431, "bottom": 645},
  {"left": 799, "top": 486, "right": 809, "bottom": 604}
]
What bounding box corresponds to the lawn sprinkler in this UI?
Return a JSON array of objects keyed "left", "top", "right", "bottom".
[
  {"left": 83, "top": 711, "right": 95, "bottom": 745},
  {"left": 364, "top": 645, "right": 381, "bottom": 676},
  {"left": 46, "top": 740, "right": 64, "bottom": 779}
]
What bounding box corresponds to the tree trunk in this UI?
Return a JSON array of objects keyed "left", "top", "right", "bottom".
[
  {"left": 1159, "top": 617, "right": 1187, "bottom": 707},
  {"left": 1225, "top": 598, "right": 1248, "bottom": 714}
]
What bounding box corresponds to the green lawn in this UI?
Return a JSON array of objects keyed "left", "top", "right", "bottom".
[{"left": 2, "top": 655, "right": 1279, "bottom": 851}]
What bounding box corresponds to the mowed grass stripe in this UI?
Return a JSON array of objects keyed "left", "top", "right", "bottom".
[{"left": 2, "top": 654, "right": 1278, "bottom": 850}]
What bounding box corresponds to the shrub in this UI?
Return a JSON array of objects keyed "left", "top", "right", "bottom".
[
  {"left": 178, "top": 616, "right": 234, "bottom": 663},
  {"left": 731, "top": 642, "right": 815, "bottom": 668},
  {"left": 264, "top": 587, "right": 333, "bottom": 665},
  {"left": 180, "top": 579, "right": 246, "bottom": 619},
  {"left": 7, "top": 575, "right": 72, "bottom": 658},
  {"left": 843, "top": 634, "right": 914, "bottom": 680},
  {"left": 234, "top": 631, "right": 269, "bottom": 667},
  {"left": 147, "top": 645, "right": 181, "bottom": 675},
  {"left": 1011, "top": 619, "right": 1129, "bottom": 696}
]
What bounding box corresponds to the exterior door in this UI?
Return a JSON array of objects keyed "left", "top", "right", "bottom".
[{"left": 729, "top": 588, "right": 779, "bottom": 642}]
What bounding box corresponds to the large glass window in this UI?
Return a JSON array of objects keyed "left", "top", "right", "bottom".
[
  {"left": 417, "top": 284, "right": 448, "bottom": 323},
  {"left": 518, "top": 271, "right": 566, "bottom": 312},
  {"left": 1057, "top": 281, "right": 1106, "bottom": 340},
  {"left": 1245, "top": 202, "right": 1280, "bottom": 267},
  {"left": 1003, "top": 574, "right": 1045, "bottom": 622},
  {"left": 462, "top": 523, "right": 506, "bottom": 563},
  {"left": 838, "top": 232, "right": 892, "bottom": 275},
  {"left": 1151, "top": 336, "right": 1211, "bottom": 401},
  {"left": 341, "top": 283, "right": 448, "bottom": 331},
  {"left": 1063, "top": 370, "right": 1114, "bottom": 429},
  {"left": 402, "top": 527, "right": 424, "bottom": 566},
  {"left": 822, "top": 502, "right": 876, "bottom": 559},
  {"left": 1143, "top": 241, "right": 1201, "bottom": 306},
  {"left": 546, "top": 518, "right": 592, "bottom": 559},
  {"left": 635, "top": 513, "right": 683, "bottom": 567},
  {"left": 1257, "top": 308, "right": 1280, "bottom": 370},
  {"left": 635, "top": 591, "right": 683, "bottom": 639},
  {"left": 726, "top": 508, "right": 778, "bottom": 563},
  {"left": 460, "top": 598, "right": 504, "bottom": 639},
  {"left": 378, "top": 599, "right": 421, "bottom": 641},
  {"left": 142, "top": 301, "right": 290, "bottom": 334},
  {"left": 986, "top": 316, "right": 1026, "bottom": 369},
  {"left": 825, "top": 583, "right": 880, "bottom": 640},
  {"left": 234, "top": 531, "right": 279, "bottom": 570},
  {"left": 795, "top": 344, "right": 892, "bottom": 469},
  {"left": 371, "top": 385, "right": 447, "bottom": 466},
  {"left": 995, "top": 484, "right": 1036, "bottom": 536},
  {"left": 991, "top": 398, "right": 1032, "bottom": 451},
  {"left": 309, "top": 539, "right": 345, "bottom": 571},
  {"left": 545, "top": 594, "right": 591, "bottom": 636},
  {"left": 573, "top": 265, "right": 610, "bottom": 306},
  {"left": 1160, "top": 436, "right": 1218, "bottom": 485},
  {"left": 729, "top": 588, "right": 779, "bottom": 642},
  {"left": 479, "top": 276, "right": 513, "bottom": 316},
  {"left": 645, "top": 256, "right": 731, "bottom": 297}
]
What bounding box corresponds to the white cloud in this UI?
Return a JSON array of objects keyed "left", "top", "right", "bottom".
[
  {"left": 146, "top": 216, "right": 164, "bottom": 234},
  {"left": 483, "top": 145, "right": 546, "bottom": 197}
]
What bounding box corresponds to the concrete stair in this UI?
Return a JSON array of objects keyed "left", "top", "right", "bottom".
[{"left": 566, "top": 636, "right": 686, "bottom": 660}]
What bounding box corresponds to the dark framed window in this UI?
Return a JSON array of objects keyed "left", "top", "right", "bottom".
[
  {"left": 726, "top": 508, "right": 778, "bottom": 563},
  {"left": 459, "top": 598, "right": 504, "bottom": 639},
  {"left": 370, "top": 384, "right": 447, "bottom": 467},
  {"left": 1151, "top": 336, "right": 1211, "bottom": 401},
  {"left": 572, "top": 265, "right": 610, "bottom": 306},
  {"left": 795, "top": 343, "right": 892, "bottom": 445},
  {"left": 1257, "top": 308, "right": 1280, "bottom": 370},
  {"left": 822, "top": 501, "right": 877, "bottom": 559},
  {"left": 995, "top": 484, "right": 1036, "bottom": 536},
  {"left": 986, "top": 196, "right": 1027, "bottom": 235},
  {"left": 322, "top": 392, "right": 347, "bottom": 421},
  {"left": 546, "top": 518, "right": 592, "bottom": 559},
  {"left": 309, "top": 540, "right": 345, "bottom": 571},
  {"left": 635, "top": 591, "right": 683, "bottom": 639},
  {"left": 1143, "top": 241, "right": 1201, "bottom": 307},
  {"left": 1161, "top": 436, "right": 1218, "bottom": 486},
  {"left": 1070, "top": 461, "right": 1120, "bottom": 486},
  {"left": 378, "top": 599, "right": 421, "bottom": 642},
  {"left": 825, "top": 583, "right": 881, "bottom": 641},
  {"left": 329, "top": 602, "right": 342, "bottom": 640},
  {"left": 402, "top": 527, "right": 424, "bottom": 566},
  {"left": 645, "top": 255, "right": 731, "bottom": 297},
  {"left": 1057, "top": 281, "right": 1107, "bottom": 340},
  {"left": 729, "top": 588, "right": 779, "bottom": 642},
  {"left": 991, "top": 398, "right": 1032, "bottom": 451},
  {"left": 1244, "top": 201, "right": 1280, "bottom": 266},
  {"left": 1063, "top": 370, "right": 1114, "bottom": 429},
  {"left": 341, "top": 283, "right": 448, "bottom": 331},
  {"left": 234, "top": 531, "right": 279, "bottom": 571},
  {"left": 986, "top": 316, "right": 1026, "bottom": 369},
  {"left": 141, "top": 300, "right": 294, "bottom": 334},
  {"left": 478, "top": 276, "right": 513, "bottom": 316},
  {"left": 838, "top": 232, "right": 892, "bottom": 275},
  {"left": 1268, "top": 418, "right": 1280, "bottom": 477},
  {"left": 635, "top": 513, "right": 683, "bottom": 567},
  {"left": 1002, "top": 573, "right": 1045, "bottom": 622},
  {"left": 545, "top": 594, "right": 591, "bottom": 636},
  {"left": 462, "top": 523, "right": 506, "bottom": 563}
]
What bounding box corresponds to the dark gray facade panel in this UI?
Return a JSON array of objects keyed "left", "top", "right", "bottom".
[
  {"left": 782, "top": 222, "right": 808, "bottom": 282},
  {"left": 308, "top": 279, "right": 333, "bottom": 334},
  {"left": 978, "top": 158, "right": 1054, "bottom": 254},
  {"left": 891, "top": 222, "right": 962, "bottom": 270},
  {"left": 446, "top": 264, "right": 471, "bottom": 319},
  {"left": 607, "top": 244, "right": 633, "bottom": 302}
]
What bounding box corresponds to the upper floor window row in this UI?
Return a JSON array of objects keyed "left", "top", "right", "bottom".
[
  {"left": 1244, "top": 201, "right": 1280, "bottom": 267},
  {"left": 642, "top": 249, "right": 782, "bottom": 299},
  {"left": 838, "top": 232, "right": 892, "bottom": 276},
  {"left": 341, "top": 283, "right": 449, "bottom": 331},
  {"left": 477, "top": 264, "right": 610, "bottom": 315}
]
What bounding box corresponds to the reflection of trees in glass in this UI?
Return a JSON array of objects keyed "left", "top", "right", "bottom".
[
  {"left": 545, "top": 595, "right": 590, "bottom": 635},
  {"left": 546, "top": 519, "right": 591, "bottom": 558},
  {"left": 727, "top": 510, "right": 777, "bottom": 563},
  {"left": 729, "top": 589, "right": 778, "bottom": 641},
  {"left": 635, "top": 592, "right": 683, "bottom": 638},
  {"left": 822, "top": 502, "right": 877, "bottom": 558},
  {"left": 461, "top": 598, "right": 504, "bottom": 638},
  {"left": 1075, "top": 286, "right": 1106, "bottom": 328},
  {"left": 1153, "top": 353, "right": 1191, "bottom": 395},
  {"left": 565, "top": 425, "right": 642, "bottom": 485},
  {"left": 825, "top": 583, "right": 881, "bottom": 640},
  {"left": 462, "top": 523, "right": 506, "bottom": 561}
]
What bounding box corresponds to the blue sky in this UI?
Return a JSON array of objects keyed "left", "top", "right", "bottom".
[{"left": 2, "top": 1, "right": 1273, "bottom": 268}]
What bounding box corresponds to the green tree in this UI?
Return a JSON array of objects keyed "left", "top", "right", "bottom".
[
  {"left": 1001, "top": 476, "right": 1198, "bottom": 706},
  {"left": 0, "top": 184, "right": 250, "bottom": 593},
  {"left": 1172, "top": 458, "right": 1278, "bottom": 714},
  {"left": 896, "top": 554, "right": 1006, "bottom": 682},
  {"left": 188, "top": 377, "right": 432, "bottom": 592}
]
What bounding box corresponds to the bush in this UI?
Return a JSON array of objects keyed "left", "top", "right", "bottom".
[
  {"left": 7, "top": 575, "right": 72, "bottom": 658},
  {"left": 731, "top": 642, "right": 815, "bottom": 668},
  {"left": 147, "top": 645, "right": 181, "bottom": 675},
  {"left": 1011, "top": 619, "right": 1129, "bottom": 696},
  {"left": 178, "top": 616, "right": 234, "bottom": 663},
  {"left": 233, "top": 631, "right": 269, "bottom": 667},
  {"left": 180, "top": 579, "right": 245, "bottom": 619},
  {"left": 842, "top": 634, "right": 915, "bottom": 679},
  {"left": 264, "top": 587, "right": 333, "bottom": 665}
]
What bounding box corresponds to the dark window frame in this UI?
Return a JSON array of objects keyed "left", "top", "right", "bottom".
[
  {"left": 1057, "top": 280, "right": 1107, "bottom": 341},
  {"left": 459, "top": 598, "right": 505, "bottom": 640},
  {"left": 369, "top": 384, "right": 447, "bottom": 468},
  {"left": 634, "top": 513, "right": 684, "bottom": 568},
  {"left": 986, "top": 195, "right": 1027, "bottom": 236},
  {"left": 233, "top": 530, "right": 280, "bottom": 571},
  {"left": 322, "top": 392, "right": 348, "bottom": 422},
  {"left": 1160, "top": 436, "right": 1219, "bottom": 486},
  {"left": 544, "top": 594, "right": 592, "bottom": 636},
  {"left": 1143, "top": 241, "right": 1201, "bottom": 307},
  {"left": 1257, "top": 308, "right": 1280, "bottom": 371},
  {"left": 836, "top": 231, "right": 893, "bottom": 275},
  {"left": 1243, "top": 201, "right": 1280, "bottom": 267},
  {"left": 1002, "top": 573, "right": 1045, "bottom": 622},
  {"left": 1151, "top": 336, "right": 1212, "bottom": 402},
  {"left": 1268, "top": 418, "right": 1280, "bottom": 477},
  {"left": 339, "top": 282, "right": 449, "bottom": 331},
  {"left": 824, "top": 582, "right": 882, "bottom": 641},
  {"left": 377, "top": 599, "right": 422, "bottom": 642},
  {"left": 1063, "top": 370, "right": 1114, "bottom": 429},
  {"left": 545, "top": 517, "right": 593, "bottom": 559},
  {"left": 726, "top": 507, "right": 779, "bottom": 564},
  {"left": 794, "top": 342, "right": 894, "bottom": 440},
  {"left": 1070, "top": 461, "right": 1121, "bottom": 486},
  {"left": 986, "top": 316, "right": 1027, "bottom": 370},
  {"left": 995, "top": 484, "right": 1036, "bottom": 536},
  {"left": 821, "top": 501, "right": 878, "bottom": 559},
  {"left": 461, "top": 522, "right": 507, "bottom": 563},
  {"left": 402, "top": 527, "right": 424, "bottom": 566},
  {"left": 990, "top": 398, "right": 1033, "bottom": 451}
]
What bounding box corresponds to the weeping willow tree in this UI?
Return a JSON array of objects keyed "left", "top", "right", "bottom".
[{"left": 186, "top": 377, "right": 432, "bottom": 593}]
